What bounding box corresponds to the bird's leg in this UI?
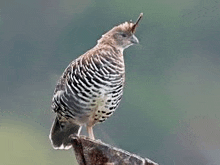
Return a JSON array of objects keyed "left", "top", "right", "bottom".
[{"left": 87, "top": 125, "right": 95, "bottom": 140}]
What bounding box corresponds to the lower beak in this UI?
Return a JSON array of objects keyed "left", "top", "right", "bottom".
[{"left": 130, "top": 35, "right": 139, "bottom": 44}]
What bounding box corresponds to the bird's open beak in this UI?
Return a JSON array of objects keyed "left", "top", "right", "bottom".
[
  {"left": 130, "top": 35, "right": 139, "bottom": 44},
  {"left": 131, "top": 13, "right": 143, "bottom": 33}
]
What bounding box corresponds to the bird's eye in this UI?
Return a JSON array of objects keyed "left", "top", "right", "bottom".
[{"left": 121, "top": 33, "right": 127, "bottom": 37}]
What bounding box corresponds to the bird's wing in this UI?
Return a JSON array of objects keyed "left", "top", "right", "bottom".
[
  {"left": 51, "top": 56, "right": 94, "bottom": 117},
  {"left": 51, "top": 48, "right": 124, "bottom": 118}
]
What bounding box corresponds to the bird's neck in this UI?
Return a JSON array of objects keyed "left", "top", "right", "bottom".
[{"left": 96, "top": 42, "right": 124, "bottom": 55}]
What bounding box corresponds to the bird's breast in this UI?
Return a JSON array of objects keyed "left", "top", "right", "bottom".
[
  {"left": 53, "top": 52, "right": 125, "bottom": 126},
  {"left": 85, "top": 83, "right": 124, "bottom": 126}
]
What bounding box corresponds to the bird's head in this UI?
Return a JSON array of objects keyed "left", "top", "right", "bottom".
[{"left": 97, "top": 13, "right": 143, "bottom": 51}]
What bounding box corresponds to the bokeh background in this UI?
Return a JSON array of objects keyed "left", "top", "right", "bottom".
[{"left": 1, "top": 0, "right": 220, "bottom": 164}]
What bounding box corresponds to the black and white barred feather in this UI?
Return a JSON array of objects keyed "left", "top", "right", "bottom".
[
  {"left": 53, "top": 46, "right": 125, "bottom": 124},
  {"left": 49, "top": 13, "right": 142, "bottom": 149}
]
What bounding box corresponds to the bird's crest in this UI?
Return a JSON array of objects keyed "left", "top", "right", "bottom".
[
  {"left": 113, "top": 13, "right": 143, "bottom": 34},
  {"left": 97, "top": 13, "right": 143, "bottom": 46}
]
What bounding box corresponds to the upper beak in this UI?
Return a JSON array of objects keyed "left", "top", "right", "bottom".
[{"left": 130, "top": 35, "right": 139, "bottom": 44}]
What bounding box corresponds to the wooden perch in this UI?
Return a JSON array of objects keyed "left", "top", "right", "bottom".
[{"left": 71, "top": 136, "right": 159, "bottom": 165}]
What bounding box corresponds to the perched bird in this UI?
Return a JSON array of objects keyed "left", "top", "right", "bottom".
[{"left": 49, "top": 13, "right": 143, "bottom": 149}]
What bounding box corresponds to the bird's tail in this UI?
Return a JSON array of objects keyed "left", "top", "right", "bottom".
[{"left": 49, "top": 117, "right": 81, "bottom": 150}]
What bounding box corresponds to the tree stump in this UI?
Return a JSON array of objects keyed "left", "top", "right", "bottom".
[{"left": 71, "top": 136, "right": 158, "bottom": 165}]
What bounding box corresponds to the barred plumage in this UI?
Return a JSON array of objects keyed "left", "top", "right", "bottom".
[{"left": 49, "top": 13, "right": 143, "bottom": 149}]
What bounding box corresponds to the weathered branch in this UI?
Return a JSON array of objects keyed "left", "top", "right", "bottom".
[{"left": 71, "top": 136, "right": 159, "bottom": 165}]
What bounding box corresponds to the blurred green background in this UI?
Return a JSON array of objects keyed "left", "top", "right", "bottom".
[{"left": 0, "top": 0, "right": 220, "bottom": 164}]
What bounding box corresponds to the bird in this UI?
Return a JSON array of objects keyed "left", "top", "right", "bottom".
[{"left": 49, "top": 13, "right": 143, "bottom": 150}]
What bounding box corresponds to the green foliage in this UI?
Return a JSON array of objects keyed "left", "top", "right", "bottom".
[{"left": 0, "top": 117, "right": 78, "bottom": 165}]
